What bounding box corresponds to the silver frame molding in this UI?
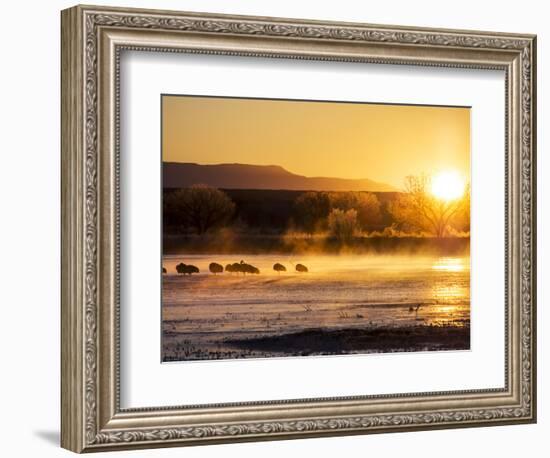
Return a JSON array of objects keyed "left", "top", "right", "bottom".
[{"left": 61, "top": 4, "right": 537, "bottom": 453}]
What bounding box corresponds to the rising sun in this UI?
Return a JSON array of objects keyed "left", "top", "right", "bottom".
[{"left": 430, "top": 171, "right": 465, "bottom": 201}]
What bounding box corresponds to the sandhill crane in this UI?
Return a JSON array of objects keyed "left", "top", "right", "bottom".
[
  {"left": 225, "top": 261, "right": 260, "bottom": 275},
  {"left": 176, "top": 263, "right": 199, "bottom": 275},
  {"left": 273, "top": 263, "right": 286, "bottom": 274},
  {"left": 408, "top": 303, "right": 422, "bottom": 320},
  {"left": 239, "top": 260, "right": 260, "bottom": 275},
  {"left": 209, "top": 262, "right": 223, "bottom": 274},
  {"left": 225, "top": 263, "right": 235, "bottom": 274}
]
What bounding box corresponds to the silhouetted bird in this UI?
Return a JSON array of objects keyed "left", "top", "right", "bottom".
[
  {"left": 176, "top": 263, "right": 199, "bottom": 275},
  {"left": 162, "top": 267, "right": 167, "bottom": 274},
  {"left": 273, "top": 263, "right": 286, "bottom": 274},
  {"left": 245, "top": 265, "right": 260, "bottom": 275},
  {"left": 239, "top": 260, "right": 260, "bottom": 275},
  {"left": 209, "top": 262, "right": 223, "bottom": 275},
  {"left": 176, "top": 263, "right": 185, "bottom": 275},
  {"left": 231, "top": 262, "right": 242, "bottom": 274},
  {"left": 186, "top": 265, "right": 199, "bottom": 275},
  {"left": 408, "top": 304, "right": 421, "bottom": 313},
  {"left": 225, "top": 261, "right": 259, "bottom": 275},
  {"left": 408, "top": 304, "right": 422, "bottom": 320}
]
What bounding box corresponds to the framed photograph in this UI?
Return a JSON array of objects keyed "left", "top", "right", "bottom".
[
  {"left": 61, "top": 4, "right": 537, "bottom": 453},
  {"left": 160, "top": 95, "right": 473, "bottom": 362}
]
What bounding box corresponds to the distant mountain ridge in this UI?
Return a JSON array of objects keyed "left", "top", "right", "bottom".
[{"left": 163, "top": 162, "right": 396, "bottom": 192}]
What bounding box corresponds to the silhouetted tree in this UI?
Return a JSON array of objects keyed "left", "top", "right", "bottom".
[
  {"left": 295, "top": 263, "right": 308, "bottom": 273},
  {"left": 389, "top": 174, "right": 470, "bottom": 237},
  {"left": 451, "top": 186, "right": 471, "bottom": 233},
  {"left": 328, "top": 192, "right": 382, "bottom": 230},
  {"left": 328, "top": 208, "right": 358, "bottom": 242},
  {"left": 293, "top": 192, "right": 331, "bottom": 234},
  {"left": 164, "top": 185, "right": 235, "bottom": 235}
]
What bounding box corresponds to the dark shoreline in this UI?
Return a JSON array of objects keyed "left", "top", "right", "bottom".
[
  {"left": 162, "top": 324, "right": 470, "bottom": 362},
  {"left": 224, "top": 324, "right": 470, "bottom": 356}
]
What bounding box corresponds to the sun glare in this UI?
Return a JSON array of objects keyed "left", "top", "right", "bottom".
[{"left": 430, "top": 171, "right": 465, "bottom": 201}]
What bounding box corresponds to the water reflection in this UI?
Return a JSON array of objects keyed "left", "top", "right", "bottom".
[
  {"left": 431, "top": 257, "right": 466, "bottom": 272},
  {"left": 163, "top": 254, "right": 471, "bottom": 347},
  {"left": 432, "top": 284, "right": 464, "bottom": 301},
  {"left": 437, "top": 305, "right": 457, "bottom": 313}
]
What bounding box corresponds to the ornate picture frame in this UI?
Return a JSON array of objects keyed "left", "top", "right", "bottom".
[{"left": 61, "top": 4, "right": 536, "bottom": 453}]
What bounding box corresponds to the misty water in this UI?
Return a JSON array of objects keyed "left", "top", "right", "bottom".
[{"left": 162, "top": 254, "right": 470, "bottom": 361}]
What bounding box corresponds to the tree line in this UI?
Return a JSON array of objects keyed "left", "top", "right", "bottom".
[{"left": 163, "top": 176, "right": 470, "bottom": 239}]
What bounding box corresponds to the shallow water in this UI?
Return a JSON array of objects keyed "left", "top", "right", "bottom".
[{"left": 162, "top": 254, "right": 470, "bottom": 360}]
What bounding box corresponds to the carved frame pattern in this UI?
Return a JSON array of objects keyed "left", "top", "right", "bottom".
[{"left": 61, "top": 5, "right": 536, "bottom": 453}]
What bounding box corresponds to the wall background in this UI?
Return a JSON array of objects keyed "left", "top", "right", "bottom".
[{"left": 0, "top": 1, "right": 545, "bottom": 456}]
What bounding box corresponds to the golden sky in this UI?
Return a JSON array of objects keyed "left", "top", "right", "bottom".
[{"left": 162, "top": 95, "right": 470, "bottom": 189}]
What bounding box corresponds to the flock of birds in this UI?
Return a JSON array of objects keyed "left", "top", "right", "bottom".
[
  {"left": 161, "top": 261, "right": 424, "bottom": 317},
  {"left": 162, "top": 260, "right": 309, "bottom": 276}
]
